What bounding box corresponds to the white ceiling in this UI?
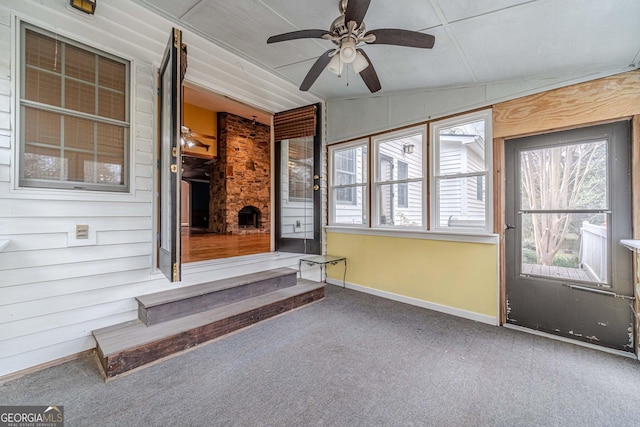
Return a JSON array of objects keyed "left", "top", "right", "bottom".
[{"left": 137, "top": 0, "right": 640, "bottom": 102}]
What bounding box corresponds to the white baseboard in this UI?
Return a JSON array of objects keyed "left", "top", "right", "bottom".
[{"left": 326, "top": 278, "right": 498, "bottom": 326}]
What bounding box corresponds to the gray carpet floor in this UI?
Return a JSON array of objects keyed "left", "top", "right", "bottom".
[{"left": 2, "top": 285, "right": 640, "bottom": 427}]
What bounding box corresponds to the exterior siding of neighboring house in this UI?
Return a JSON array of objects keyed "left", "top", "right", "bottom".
[
  {"left": 438, "top": 134, "right": 486, "bottom": 227},
  {"left": 0, "top": 0, "right": 320, "bottom": 378}
]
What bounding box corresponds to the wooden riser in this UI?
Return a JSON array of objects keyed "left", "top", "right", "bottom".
[
  {"left": 94, "top": 281, "right": 324, "bottom": 379},
  {"left": 137, "top": 267, "right": 298, "bottom": 325}
]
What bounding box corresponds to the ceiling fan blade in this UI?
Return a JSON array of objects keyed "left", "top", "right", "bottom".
[
  {"left": 356, "top": 49, "right": 381, "bottom": 93},
  {"left": 366, "top": 29, "right": 435, "bottom": 49},
  {"left": 191, "top": 132, "right": 216, "bottom": 140},
  {"left": 300, "top": 50, "right": 333, "bottom": 91},
  {"left": 267, "top": 29, "right": 329, "bottom": 44},
  {"left": 344, "top": 0, "right": 371, "bottom": 27}
]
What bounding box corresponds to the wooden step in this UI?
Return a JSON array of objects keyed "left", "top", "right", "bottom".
[
  {"left": 94, "top": 280, "right": 324, "bottom": 379},
  {"left": 136, "top": 267, "right": 298, "bottom": 325}
]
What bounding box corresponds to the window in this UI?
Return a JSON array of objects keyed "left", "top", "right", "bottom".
[
  {"left": 19, "top": 24, "right": 130, "bottom": 191},
  {"left": 373, "top": 127, "right": 425, "bottom": 228},
  {"left": 329, "top": 140, "right": 368, "bottom": 225},
  {"left": 431, "top": 110, "right": 492, "bottom": 232}
]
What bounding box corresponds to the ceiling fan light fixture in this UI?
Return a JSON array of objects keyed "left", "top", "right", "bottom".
[
  {"left": 339, "top": 38, "right": 357, "bottom": 63},
  {"left": 327, "top": 54, "right": 343, "bottom": 76},
  {"left": 352, "top": 50, "right": 369, "bottom": 73}
]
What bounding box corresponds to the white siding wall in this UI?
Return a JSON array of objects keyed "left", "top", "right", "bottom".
[{"left": 0, "top": 0, "right": 321, "bottom": 378}]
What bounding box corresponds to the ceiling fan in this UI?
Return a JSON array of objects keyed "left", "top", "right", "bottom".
[
  {"left": 267, "top": 0, "right": 435, "bottom": 93},
  {"left": 181, "top": 125, "right": 215, "bottom": 151}
]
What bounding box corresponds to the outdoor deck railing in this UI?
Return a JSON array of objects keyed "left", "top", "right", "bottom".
[{"left": 580, "top": 222, "right": 607, "bottom": 283}]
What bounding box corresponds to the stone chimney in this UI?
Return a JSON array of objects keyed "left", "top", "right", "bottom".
[{"left": 209, "top": 113, "right": 270, "bottom": 234}]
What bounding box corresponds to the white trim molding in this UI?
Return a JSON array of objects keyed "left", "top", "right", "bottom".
[{"left": 326, "top": 225, "right": 499, "bottom": 244}]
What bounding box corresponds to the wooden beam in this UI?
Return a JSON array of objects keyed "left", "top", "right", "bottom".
[
  {"left": 493, "top": 137, "right": 506, "bottom": 325},
  {"left": 493, "top": 70, "right": 640, "bottom": 139},
  {"left": 632, "top": 115, "right": 640, "bottom": 356}
]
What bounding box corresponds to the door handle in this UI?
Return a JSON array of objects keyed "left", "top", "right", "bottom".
[
  {"left": 505, "top": 223, "right": 516, "bottom": 230},
  {"left": 313, "top": 184, "right": 320, "bottom": 191},
  {"left": 313, "top": 175, "right": 321, "bottom": 180}
]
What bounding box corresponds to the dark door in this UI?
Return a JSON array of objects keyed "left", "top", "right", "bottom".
[
  {"left": 275, "top": 105, "right": 322, "bottom": 254},
  {"left": 158, "top": 28, "right": 183, "bottom": 282},
  {"left": 505, "top": 121, "right": 634, "bottom": 351}
]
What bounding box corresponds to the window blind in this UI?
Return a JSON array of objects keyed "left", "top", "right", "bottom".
[{"left": 273, "top": 105, "right": 317, "bottom": 142}]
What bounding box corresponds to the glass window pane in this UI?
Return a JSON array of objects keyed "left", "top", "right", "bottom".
[
  {"left": 437, "top": 119, "right": 486, "bottom": 175},
  {"left": 25, "top": 107, "right": 60, "bottom": 146},
  {"left": 98, "top": 87, "right": 126, "bottom": 121},
  {"left": 23, "top": 146, "right": 62, "bottom": 180},
  {"left": 65, "top": 78, "right": 96, "bottom": 114},
  {"left": 97, "top": 123, "right": 125, "bottom": 155},
  {"left": 377, "top": 182, "right": 423, "bottom": 227},
  {"left": 99, "top": 56, "right": 127, "bottom": 91},
  {"left": 436, "top": 176, "right": 486, "bottom": 228},
  {"left": 521, "top": 213, "right": 607, "bottom": 284},
  {"left": 93, "top": 155, "right": 125, "bottom": 185},
  {"left": 25, "top": 68, "right": 61, "bottom": 106},
  {"left": 288, "top": 137, "right": 312, "bottom": 201},
  {"left": 65, "top": 116, "right": 94, "bottom": 151},
  {"left": 520, "top": 140, "right": 607, "bottom": 210},
  {"left": 333, "top": 186, "right": 367, "bottom": 225},
  {"left": 25, "top": 30, "right": 61, "bottom": 73},
  {"left": 333, "top": 144, "right": 367, "bottom": 184},
  {"left": 66, "top": 44, "right": 95, "bottom": 82},
  {"left": 377, "top": 133, "right": 422, "bottom": 181}
]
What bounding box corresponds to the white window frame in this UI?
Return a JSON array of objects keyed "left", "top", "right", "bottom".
[
  {"left": 372, "top": 126, "right": 426, "bottom": 229},
  {"left": 17, "top": 22, "right": 131, "bottom": 193},
  {"left": 430, "top": 109, "right": 493, "bottom": 234},
  {"left": 328, "top": 138, "right": 369, "bottom": 227}
]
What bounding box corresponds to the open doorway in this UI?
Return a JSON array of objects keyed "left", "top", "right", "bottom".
[{"left": 181, "top": 83, "right": 273, "bottom": 262}]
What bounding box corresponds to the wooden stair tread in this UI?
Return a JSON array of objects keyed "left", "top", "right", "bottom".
[
  {"left": 136, "top": 267, "right": 297, "bottom": 308},
  {"left": 95, "top": 280, "right": 323, "bottom": 357}
]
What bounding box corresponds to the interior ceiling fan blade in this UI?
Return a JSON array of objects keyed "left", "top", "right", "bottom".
[
  {"left": 300, "top": 50, "right": 333, "bottom": 91},
  {"left": 344, "top": 0, "right": 371, "bottom": 27},
  {"left": 267, "top": 29, "right": 329, "bottom": 44},
  {"left": 356, "top": 49, "right": 381, "bottom": 93},
  {"left": 191, "top": 132, "right": 216, "bottom": 140},
  {"left": 366, "top": 29, "right": 435, "bottom": 49}
]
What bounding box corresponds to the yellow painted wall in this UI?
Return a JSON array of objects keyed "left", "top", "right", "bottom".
[
  {"left": 183, "top": 103, "right": 217, "bottom": 157},
  {"left": 326, "top": 232, "right": 498, "bottom": 318}
]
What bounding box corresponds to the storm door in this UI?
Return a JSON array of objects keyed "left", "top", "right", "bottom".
[
  {"left": 274, "top": 104, "right": 322, "bottom": 254},
  {"left": 157, "top": 28, "right": 184, "bottom": 282},
  {"left": 505, "top": 121, "right": 633, "bottom": 351}
]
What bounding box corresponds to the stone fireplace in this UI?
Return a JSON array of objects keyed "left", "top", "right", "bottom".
[{"left": 209, "top": 113, "right": 270, "bottom": 234}]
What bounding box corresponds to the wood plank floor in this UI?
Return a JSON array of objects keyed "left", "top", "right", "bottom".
[
  {"left": 181, "top": 228, "right": 271, "bottom": 263},
  {"left": 522, "top": 263, "right": 594, "bottom": 281}
]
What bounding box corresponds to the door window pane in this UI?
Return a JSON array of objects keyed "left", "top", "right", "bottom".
[
  {"left": 520, "top": 140, "right": 607, "bottom": 211},
  {"left": 521, "top": 213, "right": 608, "bottom": 284}
]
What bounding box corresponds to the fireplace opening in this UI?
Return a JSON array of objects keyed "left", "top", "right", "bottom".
[{"left": 238, "top": 206, "right": 260, "bottom": 228}]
